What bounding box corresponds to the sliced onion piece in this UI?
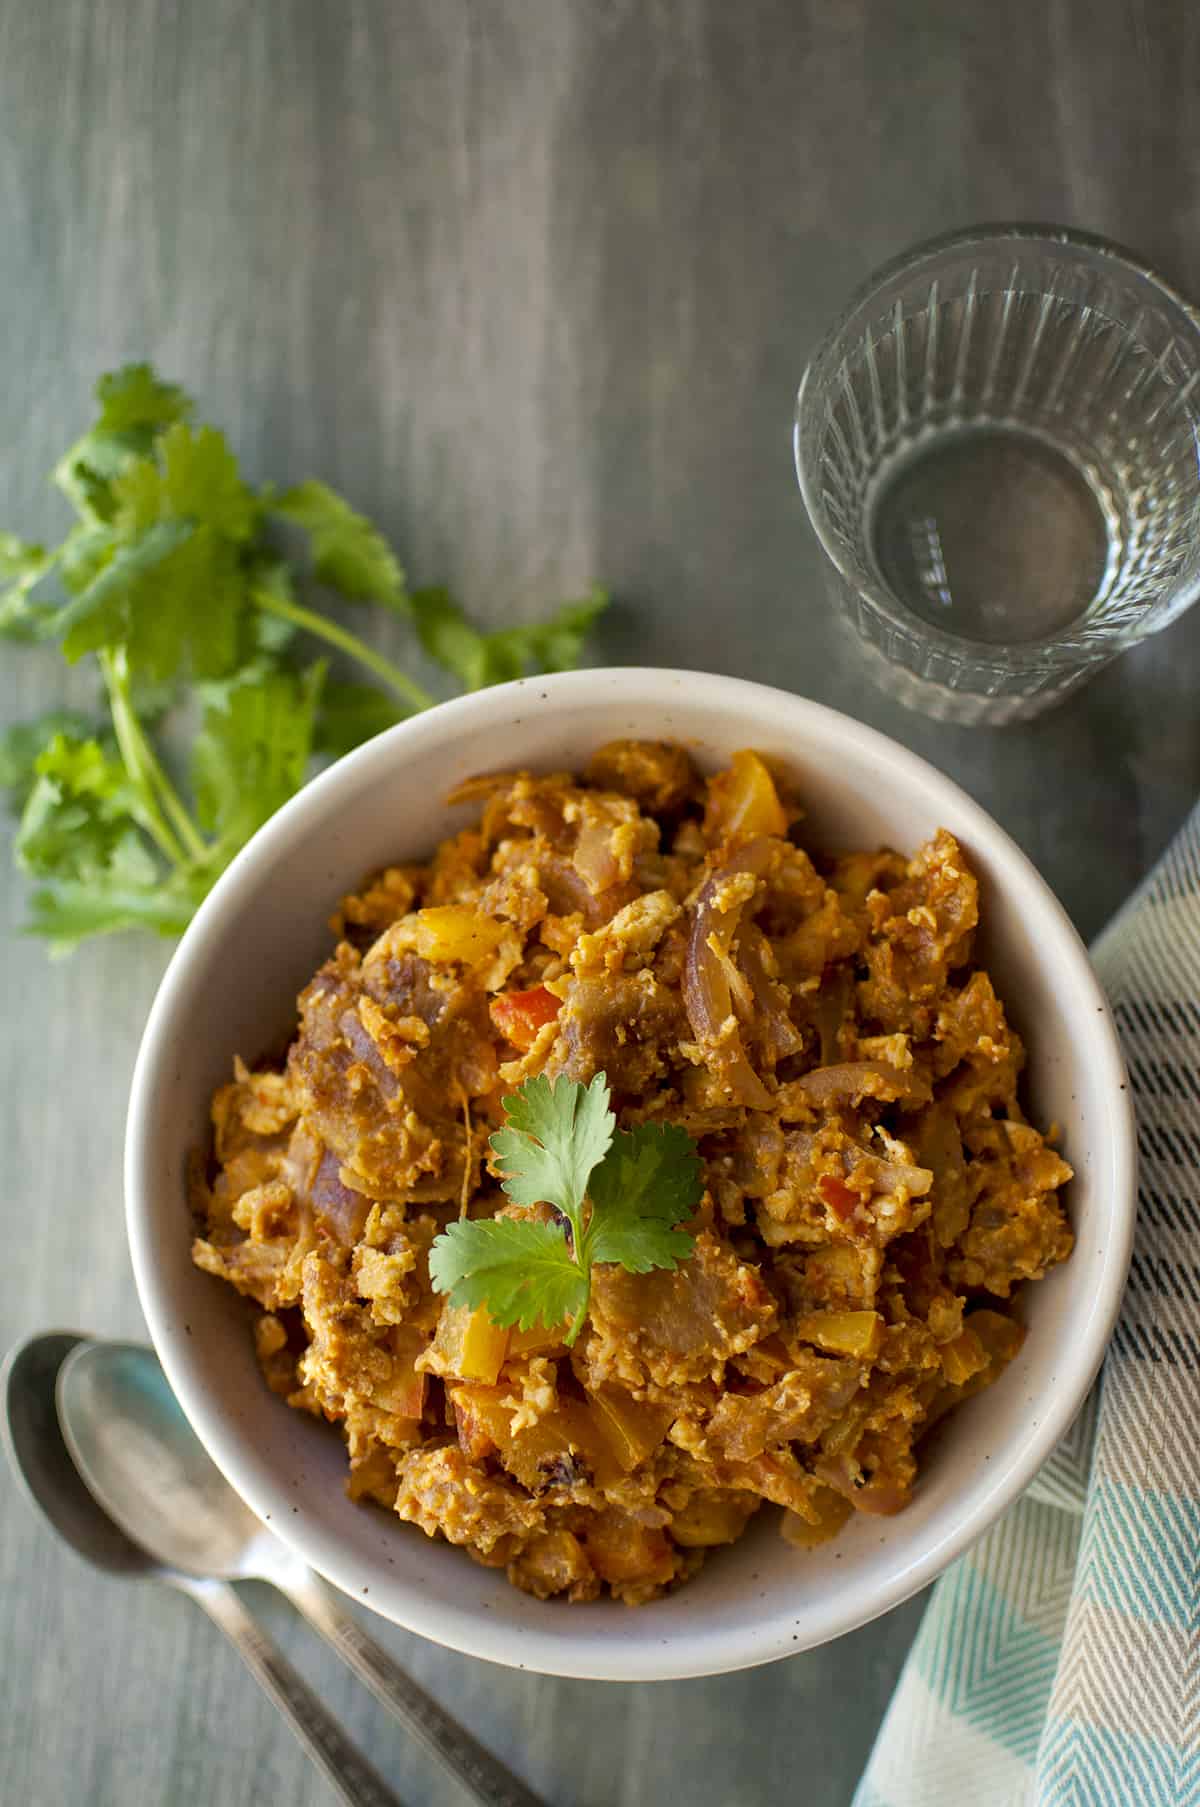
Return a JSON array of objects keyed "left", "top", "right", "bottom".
[
  {"left": 683, "top": 837, "right": 774, "bottom": 1108},
  {"left": 793, "top": 1060, "right": 919, "bottom": 1109},
  {"left": 739, "top": 924, "right": 804, "bottom": 1061},
  {"left": 571, "top": 816, "right": 623, "bottom": 893}
]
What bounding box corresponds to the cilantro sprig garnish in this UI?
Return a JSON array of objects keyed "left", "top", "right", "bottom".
[
  {"left": 0, "top": 364, "right": 606, "bottom": 952},
  {"left": 429, "top": 1073, "right": 701, "bottom": 1347}
]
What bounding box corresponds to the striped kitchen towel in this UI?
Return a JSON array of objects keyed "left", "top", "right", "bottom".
[{"left": 856, "top": 801, "right": 1200, "bottom": 1807}]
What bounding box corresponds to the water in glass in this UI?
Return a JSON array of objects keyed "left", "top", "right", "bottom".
[{"left": 869, "top": 425, "right": 1112, "bottom": 645}]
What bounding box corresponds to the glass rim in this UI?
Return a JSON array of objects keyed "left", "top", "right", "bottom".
[
  {"left": 808, "top": 220, "right": 1200, "bottom": 349},
  {"left": 794, "top": 222, "right": 1200, "bottom": 674}
]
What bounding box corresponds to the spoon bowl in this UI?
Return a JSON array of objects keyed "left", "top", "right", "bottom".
[
  {"left": 1, "top": 1331, "right": 153, "bottom": 1580},
  {"left": 56, "top": 1339, "right": 279, "bottom": 1582}
]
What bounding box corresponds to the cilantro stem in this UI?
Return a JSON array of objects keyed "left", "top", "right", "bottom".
[
  {"left": 249, "top": 586, "right": 434, "bottom": 713},
  {"left": 138, "top": 736, "right": 208, "bottom": 862},
  {"left": 99, "top": 650, "right": 208, "bottom": 868},
  {"left": 564, "top": 1270, "right": 591, "bottom": 1347},
  {"left": 100, "top": 653, "right": 188, "bottom": 867},
  {"left": 109, "top": 652, "right": 208, "bottom": 862},
  {"left": 563, "top": 1207, "right": 594, "bottom": 1347}
]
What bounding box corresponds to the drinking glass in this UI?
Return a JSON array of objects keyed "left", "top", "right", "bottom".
[{"left": 795, "top": 225, "right": 1200, "bottom": 724}]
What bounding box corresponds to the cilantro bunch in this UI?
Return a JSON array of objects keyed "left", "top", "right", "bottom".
[
  {"left": 430, "top": 1074, "right": 701, "bottom": 1345},
  {"left": 0, "top": 365, "right": 606, "bottom": 953}
]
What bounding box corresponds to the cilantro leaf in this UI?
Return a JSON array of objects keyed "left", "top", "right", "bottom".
[
  {"left": 427, "top": 1218, "right": 587, "bottom": 1333},
  {"left": 412, "top": 586, "right": 608, "bottom": 690},
  {"left": 57, "top": 518, "right": 246, "bottom": 683},
  {"left": 94, "top": 364, "right": 193, "bottom": 438},
  {"left": 55, "top": 426, "right": 258, "bottom": 681},
  {"left": 9, "top": 729, "right": 193, "bottom": 955},
  {"left": 56, "top": 429, "right": 141, "bottom": 518},
  {"left": 0, "top": 711, "right": 97, "bottom": 811},
  {"left": 14, "top": 733, "right": 157, "bottom": 883},
  {"left": 314, "top": 680, "right": 405, "bottom": 759},
  {"left": 130, "top": 529, "right": 244, "bottom": 682},
  {"left": 587, "top": 1123, "right": 701, "bottom": 1272},
  {"left": 432, "top": 1073, "right": 699, "bottom": 1345},
  {"left": 1, "top": 532, "right": 49, "bottom": 586},
  {"left": 501, "top": 587, "right": 609, "bottom": 674},
  {"left": 57, "top": 519, "right": 195, "bottom": 659},
  {"left": 54, "top": 366, "right": 195, "bottom": 519},
  {"left": 491, "top": 1072, "right": 614, "bottom": 1228},
  {"left": 58, "top": 521, "right": 116, "bottom": 598},
  {"left": 192, "top": 661, "right": 325, "bottom": 855},
  {"left": 6, "top": 713, "right": 205, "bottom": 955},
  {"left": 409, "top": 588, "right": 491, "bottom": 689},
  {"left": 25, "top": 878, "right": 196, "bottom": 956},
  {"left": 0, "top": 533, "right": 56, "bottom": 641},
  {"left": 114, "top": 424, "right": 259, "bottom": 543},
  {"left": 274, "top": 480, "right": 406, "bottom": 609}
]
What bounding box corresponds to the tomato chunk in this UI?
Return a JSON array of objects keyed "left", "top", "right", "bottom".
[
  {"left": 818, "top": 1175, "right": 859, "bottom": 1221},
  {"left": 490, "top": 985, "right": 562, "bottom": 1050}
]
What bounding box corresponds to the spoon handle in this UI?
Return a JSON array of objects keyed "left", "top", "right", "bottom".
[
  {"left": 279, "top": 1569, "right": 548, "bottom": 1807},
  {"left": 185, "top": 1577, "right": 409, "bottom": 1807}
]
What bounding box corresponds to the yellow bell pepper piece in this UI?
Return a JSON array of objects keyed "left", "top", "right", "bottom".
[
  {"left": 431, "top": 1303, "right": 509, "bottom": 1384},
  {"left": 415, "top": 905, "right": 507, "bottom": 965},
  {"left": 703, "top": 750, "right": 789, "bottom": 843},
  {"left": 792, "top": 1308, "right": 884, "bottom": 1360}
]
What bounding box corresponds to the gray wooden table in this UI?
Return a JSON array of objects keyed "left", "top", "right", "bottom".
[{"left": 3, "top": 4, "right": 1198, "bottom": 1804}]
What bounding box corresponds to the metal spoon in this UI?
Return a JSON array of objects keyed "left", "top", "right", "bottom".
[
  {"left": 3, "top": 1337, "right": 542, "bottom": 1807},
  {"left": 6, "top": 1334, "right": 548, "bottom": 1807},
  {"left": 2, "top": 1331, "right": 406, "bottom": 1807},
  {"left": 54, "top": 1338, "right": 547, "bottom": 1807}
]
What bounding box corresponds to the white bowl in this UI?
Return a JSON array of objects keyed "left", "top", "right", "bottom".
[{"left": 126, "top": 669, "right": 1134, "bottom": 1680}]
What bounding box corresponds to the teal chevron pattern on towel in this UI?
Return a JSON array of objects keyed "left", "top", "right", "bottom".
[{"left": 856, "top": 801, "right": 1200, "bottom": 1807}]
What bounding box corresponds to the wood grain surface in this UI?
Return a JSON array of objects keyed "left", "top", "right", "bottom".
[{"left": 2, "top": 3, "right": 1198, "bottom": 1803}]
